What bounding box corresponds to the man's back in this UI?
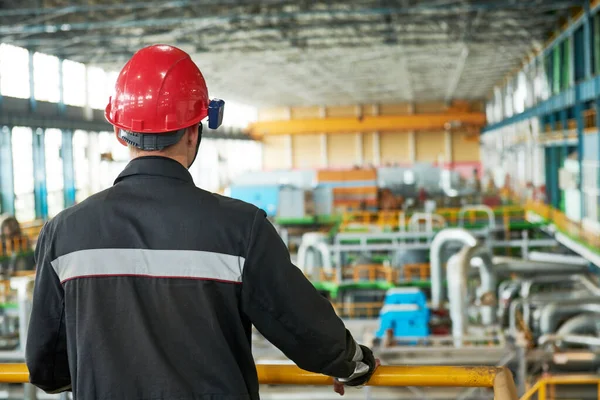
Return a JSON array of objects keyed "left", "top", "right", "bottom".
[{"left": 26, "top": 157, "right": 365, "bottom": 400}]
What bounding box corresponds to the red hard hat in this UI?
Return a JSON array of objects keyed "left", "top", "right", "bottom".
[{"left": 105, "top": 44, "right": 209, "bottom": 134}]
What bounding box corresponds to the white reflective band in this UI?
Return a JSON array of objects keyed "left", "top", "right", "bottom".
[{"left": 51, "top": 248, "right": 245, "bottom": 284}]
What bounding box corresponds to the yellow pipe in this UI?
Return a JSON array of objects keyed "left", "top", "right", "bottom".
[
  {"left": 0, "top": 364, "right": 510, "bottom": 390},
  {"left": 248, "top": 113, "right": 486, "bottom": 136}
]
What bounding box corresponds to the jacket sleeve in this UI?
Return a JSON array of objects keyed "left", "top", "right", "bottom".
[
  {"left": 25, "top": 222, "right": 71, "bottom": 393},
  {"left": 241, "top": 210, "right": 360, "bottom": 379}
]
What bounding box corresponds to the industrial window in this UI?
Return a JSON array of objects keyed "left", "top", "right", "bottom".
[
  {"left": 73, "top": 130, "right": 90, "bottom": 203},
  {"left": 45, "top": 129, "right": 64, "bottom": 217},
  {"left": 513, "top": 72, "right": 526, "bottom": 114},
  {"left": 63, "top": 59, "right": 86, "bottom": 106},
  {"left": 33, "top": 52, "right": 60, "bottom": 103},
  {"left": 0, "top": 43, "right": 30, "bottom": 99},
  {"left": 221, "top": 101, "right": 258, "bottom": 128},
  {"left": 87, "top": 66, "right": 107, "bottom": 110},
  {"left": 11, "top": 127, "right": 35, "bottom": 222}
]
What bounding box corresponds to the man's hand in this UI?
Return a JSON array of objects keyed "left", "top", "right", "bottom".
[{"left": 333, "top": 359, "right": 380, "bottom": 396}]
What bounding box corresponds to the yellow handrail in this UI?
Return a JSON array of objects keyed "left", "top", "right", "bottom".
[
  {"left": 0, "top": 364, "right": 517, "bottom": 398},
  {"left": 519, "top": 374, "right": 600, "bottom": 400}
]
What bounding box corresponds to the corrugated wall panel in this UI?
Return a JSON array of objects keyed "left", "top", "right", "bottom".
[
  {"left": 416, "top": 131, "right": 445, "bottom": 162},
  {"left": 262, "top": 135, "right": 289, "bottom": 170},
  {"left": 363, "top": 133, "right": 375, "bottom": 164},
  {"left": 452, "top": 132, "right": 481, "bottom": 162},
  {"left": 328, "top": 133, "right": 357, "bottom": 167},
  {"left": 292, "top": 134, "right": 322, "bottom": 168},
  {"left": 380, "top": 133, "right": 410, "bottom": 164}
]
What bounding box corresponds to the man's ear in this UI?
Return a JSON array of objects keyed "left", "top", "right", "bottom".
[
  {"left": 187, "top": 125, "right": 199, "bottom": 145},
  {"left": 114, "top": 127, "right": 127, "bottom": 146}
]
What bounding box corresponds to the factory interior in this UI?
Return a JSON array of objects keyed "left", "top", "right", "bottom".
[{"left": 0, "top": 0, "right": 600, "bottom": 399}]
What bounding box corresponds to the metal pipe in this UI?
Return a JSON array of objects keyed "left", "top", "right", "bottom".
[
  {"left": 469, "top": 249, "right": 496, "bottom": 325},
  {"left": 296, "top": 233, "right": 332, "bottom": 279},
  {"left": 430, "top": 228, "right": 477, "bottom": 309},
  {"left": 492, "top": 258, "right": 588, "bottom": 276},
  {"left": 519, "top": 274, "right": 600, "bottom": 298},
  {"left": 0, "top": 363, "right": 517, "bottom": 396},
  {"left": 539, "top": 298, "right": 600, "bottom": 335},
  {"left": 538, "top": 334, "right": 600, "bottom": 347},
  {"left": 528, "top": 251, "right": 589, "bottom": 266},
  {"left": 448, "top": 245, "right": 497, "bottom": 346}
]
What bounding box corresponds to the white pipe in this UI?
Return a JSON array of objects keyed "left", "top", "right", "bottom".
[
  {"left": 447, "top": 252, "right": 468, "bottom": 347},
  {"left": 296, "top": 233, "right": 332, "bottom": 279},
  {"left": 430, "top": 228, "right": 477, "bottom": 309}
]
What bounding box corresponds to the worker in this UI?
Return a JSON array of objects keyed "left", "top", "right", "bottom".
[{"left": 26, "top": 45, "right": 377, "bottom": 399}]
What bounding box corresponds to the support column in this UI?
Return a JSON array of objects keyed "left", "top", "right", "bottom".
[
  {"left": 373, "top": 133, "right": 381, "bottom": 166},
  {"left": 0, "top": 126, "right": 14, "bottom": 215},
  {"left": 372, "top": 104, "right": 381, "bottom": 166},
  {"left": 319, "top": 107, "right": 328, "bottom": 168},
  {"left": 58, "top": 58, "right": 66, "bottom": 116},
  {"left": 62, "top": 130, "right": 76, "bottom": 207},
  {"left": 596, "top": 101, "right": 600, "bottom": 210},
  {"left": 285, "top": 135, "right": 293, "bottom": 169},
  {"left": 284, "top": 107, "right": 293, "bottom": 169},
  {"left": 409, "top": 132, "right": 416, "bottom": 163},
  {"left": 560, "top": 109, "right": 568, "bottom": 161},
  {"left": 32, "top": 128, "right": 47, "bottom": 219},
  {"left": 28, "top": 52, "right": 36, "bottom": 112},
  {"left": 355, "top": 105, "right": 363, "bottom": 166},
  {"left": 355, "top": 133, "right": 363, "bottom": 166},
  {"left": 88, "top": 132, "right": 101, "bottom": 194},
  {"left": 584, "top": 0, "right": 592, "bottom": 79},
  {"left": 575, "top": 103, "right": 585, "bottom": 220},
  {"left": 445, "top": 130, "right": 453, "bottom": 169},
  {"left": 320, "top": 134, "right": 328, "bottom": 168}
]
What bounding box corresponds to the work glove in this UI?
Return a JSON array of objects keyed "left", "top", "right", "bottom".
[{"left": 335, "top": 345, "right": 378, "bottom": 389}]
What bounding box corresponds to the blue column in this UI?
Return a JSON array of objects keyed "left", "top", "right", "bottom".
[
  {"left": 560, "top": 109, "right": 568, "bottom": 160},
  {"left": 584, "top": 0, "right": 592, "bottom": 79},
  {"left": 546, "top": 147, "right": 559, "bottom": 208},
  {"left": 28, "top": 51, "right": 36, "bottom": 112},
  {"left": 549, "top": 113, "right": 557, "bottom": 131},
  {"left": 596, "top": 101, "right": 600, "bottom": 221},
  {"left": 32, "top": 128, "right": 47, "bottom": 219},
  {"left": 62, "top": 130, "right": 76, "bottom": 207},
  {"left": 0, "top": 127, "right": 14, "bottom": 215},
  {"left": 575, "top": 103, "right": 585, "bottom": 219}
]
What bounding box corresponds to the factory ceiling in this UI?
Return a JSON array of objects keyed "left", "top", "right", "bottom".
[{"left": 0, "top": 0, "right": 580, "bottom": 107}]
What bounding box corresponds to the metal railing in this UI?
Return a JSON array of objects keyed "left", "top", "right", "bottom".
[
  {"left": 520, "top": 374, "right": 600, "bottom": 400},
  {"left": 0, "top": 364, "right": 518, "bottom": 399},
  {"left": 340, "top": 206, "right": 526, "bottom": 232},
  {"left": 525, "top": 200, "right": 600, "bottom": 251}
]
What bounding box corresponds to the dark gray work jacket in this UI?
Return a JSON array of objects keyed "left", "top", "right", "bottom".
[{"left": 26, "top": 156, "right": 360, "bottom": 400}]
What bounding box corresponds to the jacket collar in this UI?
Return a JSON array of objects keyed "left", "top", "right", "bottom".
[{"left": 114, "top": 156, "right": 194, "bottom": 185}]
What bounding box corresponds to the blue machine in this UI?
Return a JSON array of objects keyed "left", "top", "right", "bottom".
[
  {"left": 229, "top": 185, "right": 280, "bottom": 217},
  {"left": 376, "top": 288, "right": 430, "bottom": 339}
]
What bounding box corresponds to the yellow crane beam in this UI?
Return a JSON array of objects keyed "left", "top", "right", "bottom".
[{"left": 247, "top": 112, "right": 486, "bottom": 136}]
